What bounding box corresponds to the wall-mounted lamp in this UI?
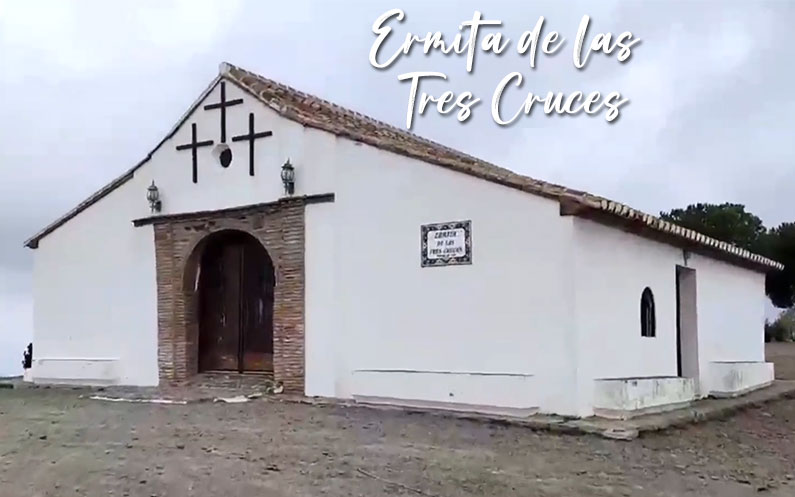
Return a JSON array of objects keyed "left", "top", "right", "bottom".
[
  {"left": 281, "top": 159, "right": 295, "bottom": 196},
  {"left": 147, "top": 180, "right": 162, "bottom": 213}
]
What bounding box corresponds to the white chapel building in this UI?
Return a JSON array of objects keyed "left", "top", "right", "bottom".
[{"left": 25, "top": 63, "right": 782, "bottom": 418}]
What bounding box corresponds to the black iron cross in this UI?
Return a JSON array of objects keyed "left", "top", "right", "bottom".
[
  {"left": 175, "top": 123, "right": 214, "bottom": 183},
  {"left": 231, "top": 113, "right": 273, "bottom": 177},
  {"left": 203, "top": 81, "right": 243, "bottom": 143}
]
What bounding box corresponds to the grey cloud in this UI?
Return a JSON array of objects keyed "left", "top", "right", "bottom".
[{"left": 1, "top": 0, "right": 793, "bottom": 373}]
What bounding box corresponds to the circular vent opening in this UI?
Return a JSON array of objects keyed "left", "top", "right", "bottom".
[{"left": 212, "top": 144, "right": 233, "bottom": 168}]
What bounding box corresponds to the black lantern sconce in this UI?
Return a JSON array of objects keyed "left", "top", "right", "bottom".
[
  {"left": 147, "top": 180, "right": 162, "bottom": 213},
  {"left": 281, "top": 159, "right": 295, "bottom": 196}
]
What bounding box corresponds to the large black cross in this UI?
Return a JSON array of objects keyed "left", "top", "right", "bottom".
[
  {"left": 231, "top": 113, "right": 273, "bottom": 177},
  {"left": 203, "top": 81, "right": 243, "bottom": 143},
  {"left": 175, "top": 123, "right": 214, "bottom": 183}
]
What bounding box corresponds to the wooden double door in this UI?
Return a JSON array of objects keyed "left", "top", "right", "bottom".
[{"left": 198, "top": 231, "right": 275, "bottom": 373}]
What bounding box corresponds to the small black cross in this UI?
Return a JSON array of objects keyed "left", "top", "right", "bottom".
[
  {"left": 175, "top": 123, "right": 214, "bottom": 183},
  {"left": 231, "top": 113, "right": 273, "bottom": 177},
  {"left": 204, "top": 81, "right": 243, "bottom": 143}
]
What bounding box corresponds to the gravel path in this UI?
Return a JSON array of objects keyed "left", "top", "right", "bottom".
[
  {"left": 1, "top": 387, "right": 794, "bottom": 497},
  {"left": 1, "top": 343, "right": 793, "bottom": 497}
]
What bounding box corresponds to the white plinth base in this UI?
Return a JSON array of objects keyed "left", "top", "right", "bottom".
[
  {"left": 706, "top": 361, "right": 774, "bottom": 398},
  {"left": 593, "top": 377, "right": 697, "bottom": 420},
  {"left": 351, "top": 369, "right": 538, "bottom": 418},
  {"left": 32, "top": 357, "right": 121, "bottom": 386}
]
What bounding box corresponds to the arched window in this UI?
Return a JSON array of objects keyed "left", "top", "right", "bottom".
[{"left": 641, "top": 287, "right": 656, "bottom": 337}]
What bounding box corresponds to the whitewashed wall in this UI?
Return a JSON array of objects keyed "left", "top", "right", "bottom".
[
  {"left": 140, "top": 81, "right": 337, "bottom": 216},
  {"left": 571, "top": 218, "right": 769, "bottom": 416},
  {"left": 572, "top": 219, "right": 681, "bottom": 415},
  {"left": 32, "top": 172, "right": 159, "bottom": 385},
  {"left": 688, "top": 254, "right": 768, "bottom": 392},
  {"left": 327, "top": 141, "right": 578, "bottom": 415},
  {"left": 689, "top": 254, "right": 766, "bottom": 362},
  {"left": 304, "top": 201, "right": 337, "bottom": 397}
]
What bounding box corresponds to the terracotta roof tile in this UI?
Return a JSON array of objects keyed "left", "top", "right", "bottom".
[
  {"left": 222, "top": 63, "right": 782, "bottom": 271},
  {"left": 24, "top": 63, "right": 784, "bottom": 272}
]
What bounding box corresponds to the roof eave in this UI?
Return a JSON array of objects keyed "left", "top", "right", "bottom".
[
  {"left": 23, "top": 74, "right": 225, "bottom": 250},
  {"left": 23, "top": 62, "right": 787, "bottom": 277},
  {"left": 560, "top": 197, "right": 785, "bottom": 272}
]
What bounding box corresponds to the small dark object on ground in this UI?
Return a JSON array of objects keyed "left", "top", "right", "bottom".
[{"left": 22, "top": 343, "right": 32, "bottom": 369}]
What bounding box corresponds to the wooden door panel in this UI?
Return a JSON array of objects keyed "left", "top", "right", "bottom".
[
  {"left": 220, "top": 244, "right": 242, "bottom": 370},
  {"left": 199, "top": 232, "right": 274, "bottom": 374},
  {"left": 199, "top": 241, "right": 241, "bottom": 372},
  {"left": 242, "top": 352, "right": 273, "bottom": 372},
  {"left": 240, "top": 239, "right": 274, "bottom": 372}
]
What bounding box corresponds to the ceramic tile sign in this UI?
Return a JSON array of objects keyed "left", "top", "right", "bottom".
[{"left": 420, "top": 220, "right": 472, "bottom": 267}]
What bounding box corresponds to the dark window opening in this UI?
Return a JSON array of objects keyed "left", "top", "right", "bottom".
[{"left": 641, "top": 287, "right": 656, "bottom": 337}]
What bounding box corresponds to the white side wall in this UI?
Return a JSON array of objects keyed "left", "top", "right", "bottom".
[
  {"left": 572, "top": 219, "right": 681, "bottom": 416},
  {"left": 688, "top": 254, "right": 769, "bottom": 393},
  {"left": 689, "top": 254, "right": 767, "bottom": 363},
  {"left": 304, "top": 202, "right": 337, "bottom": 397},
  {"left": 572, "top": 218, "right": 770, "bottom": 416},
  {"left": 32, "top": 172, "right": 159, "bottom": 385},
  {"left": 328, "top": 141, "right": 578, "bottom": 415}
]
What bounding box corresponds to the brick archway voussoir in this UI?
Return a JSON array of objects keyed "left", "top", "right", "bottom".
[{"left": 148, "top": 198, "right": 309, "bottom": 393}]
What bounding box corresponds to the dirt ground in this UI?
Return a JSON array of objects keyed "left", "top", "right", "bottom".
[
  {"left": 767, "top": 341, "right": 795, "bottom": 381},
  {"left": 0, "top": 344, "right": 793, "bottom": 497}
]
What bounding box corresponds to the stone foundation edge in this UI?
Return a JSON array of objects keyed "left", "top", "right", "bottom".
[{"left": 353, "top": 394, "right": 540, "bottom": 418}]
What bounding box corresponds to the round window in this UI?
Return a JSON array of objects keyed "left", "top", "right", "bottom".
[{"left": 212, "top": 144, "right": 233, "bottom": 168}]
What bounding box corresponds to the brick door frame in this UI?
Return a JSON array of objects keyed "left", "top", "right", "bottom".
[{"left": 135, "top": 194, "right": 333, "bottom": 392}]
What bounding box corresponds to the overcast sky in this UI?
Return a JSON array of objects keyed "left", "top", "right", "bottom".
[{"left": 1, "top": 0, "right": 793, "bottom": 375}]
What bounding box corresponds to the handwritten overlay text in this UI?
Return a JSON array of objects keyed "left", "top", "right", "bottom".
[{"left": 369, "top": 10, "right": 641, "bottom": 129}]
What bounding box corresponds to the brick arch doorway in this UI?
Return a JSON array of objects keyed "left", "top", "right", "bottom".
[
  {"left": 144, "top": 197, "right": 316, "bottom": 391},
  {"left": 195, "top": 229, "right": 275, "bottom": 374}
]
